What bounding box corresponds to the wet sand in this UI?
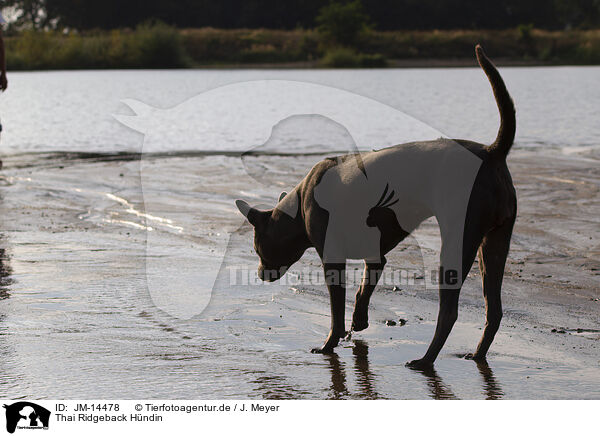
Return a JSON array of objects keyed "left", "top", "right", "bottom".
[{"left": 0, "top": 148, "right": 597, "bottom": 399}]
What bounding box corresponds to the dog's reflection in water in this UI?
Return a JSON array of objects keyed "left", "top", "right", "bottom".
[
  {"left": 327, "top": 340, "right": 503, "bottom": 400},
  {"left": 326, "top": 340, "right": 382, "bottom": 399},
  {"left": 413, "top": 366, "right": 458, "bottom": 399},
  {"left": 351, "top": 340, "right": 381, "bottom": 399},
  {"left": 475, "top": 359, "right": 504, "bottom": 400},
  {"left": 408, "top": 357, "right": 504, "bottom": 400},
  {"left": 325, "top": 352, "right": 349, "bottom": 399}
]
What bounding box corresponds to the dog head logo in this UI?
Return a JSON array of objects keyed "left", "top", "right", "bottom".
[
  {"left": 115, "top": 80, "right": 458, "bottom": 318},
  {"left": 3, "top": 402, "right": 50, "bottom": 434}
]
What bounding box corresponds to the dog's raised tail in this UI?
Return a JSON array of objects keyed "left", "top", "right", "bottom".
[{"left": 476, "top": 44, "right": 516, "bottom": 159}]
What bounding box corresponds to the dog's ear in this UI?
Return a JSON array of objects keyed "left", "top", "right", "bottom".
[
  {"left": 278, "top": 191, "right": 287, "bottom": 202},
  {"left": 235, "top": 200, "right": 268, "bottom": 229},
  {"left": 236, "top": 199, "right": 252, "bottom": 218}
]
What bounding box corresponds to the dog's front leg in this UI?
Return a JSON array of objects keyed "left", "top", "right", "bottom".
[
  {"left": 311, "top": 262, "right": 346, "bottom": 354},
  {"left": 351, "top": 260, "right": 386, "bottom": 332}
]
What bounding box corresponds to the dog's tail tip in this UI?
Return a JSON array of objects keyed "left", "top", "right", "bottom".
[
  {"left": 475, "top": 44, "right": 516, "bottom": 159},
  {"left": 474, "top": 44, "right": 488, "bottom": 66}
]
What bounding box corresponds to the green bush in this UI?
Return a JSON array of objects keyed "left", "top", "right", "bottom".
[
  {"left": 320, "top": 47, "right": 361, "bottom": 67},
  {"left": 5, "top": 22, "right": 189, "bottom": 70},
  {"left": 316, "top": 0, "right": 371, "bottom": 46},
  {"left": 134, "top": 22, "right": 189, "bottom": 68},
  {"left": 182, "top": 28, "right": 320, "bottom": 64},
  {"left": 320, "top": 47, "right": 387, "bottom": 68},
  {"left": 359, "top": 53, "right": 387, "bottom": 67},
  {"left": 573, "top": 34, "right": 600, "bottom": 63},
  {"left": 518, "top": 23, "right": 534, "bottom": 42}
]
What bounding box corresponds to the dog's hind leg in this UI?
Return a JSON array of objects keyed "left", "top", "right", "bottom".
[
  {"left": 470, "top": 217, "right": 515, "bottom": 360},
  {"left": 407, "top": 290, "right": 461, "bottom": 369},
  {"left": 407, "top": 221, "right": 483, "bottom": 369},
  {"left": 312, "top": 262, "right": 347, "bottom": 354},
  {"left": 351, "top": 260, "right": 386, "bottom": 332}
]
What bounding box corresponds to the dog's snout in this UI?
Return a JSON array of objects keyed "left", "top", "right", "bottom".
[{"left": 258, "top": 264, "right": 287, "bottom": 282}]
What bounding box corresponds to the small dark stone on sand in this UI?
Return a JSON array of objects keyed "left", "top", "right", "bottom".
[
  {"left": 393, "top": 286, "right": 401, "bottom": 292},
  {"left": 386, "top": 320, "right": 396, "bottom": 326},
  {"left": 398, "top": 318, "right": 407, "bottom": 326},
  {"left": 551, "top": 328, "right": 557, "bottom": 332}
]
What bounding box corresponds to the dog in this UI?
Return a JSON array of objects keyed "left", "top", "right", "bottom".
[{"left": 236, "top": 45, "right": 516, "bottom": 369}]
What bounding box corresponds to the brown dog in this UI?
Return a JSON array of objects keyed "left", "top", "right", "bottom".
[{"left": 236, "top": 45, "right": 516, "bottom": 369}]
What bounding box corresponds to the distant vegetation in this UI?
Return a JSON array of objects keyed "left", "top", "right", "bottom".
[
  {"left": 5, "top": 23, "right": 189, "bottom": 69},
  {"left": 4, "top": 23, "right": 600, "bottom": 69},
  {"left": 3, "top": 0, "right": 600, "bottom": 69}
]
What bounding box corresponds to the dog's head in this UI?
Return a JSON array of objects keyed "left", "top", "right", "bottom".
[{"left": 235, "top": 192, "right": 306, "bottom": 282}]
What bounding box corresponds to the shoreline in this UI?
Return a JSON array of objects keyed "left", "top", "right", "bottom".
[
  {"left": 7, "top": 58, "right": 600, "bottom": 73},
  {"left": 189, "top": 57, "right": 593, "bottom": 69}
]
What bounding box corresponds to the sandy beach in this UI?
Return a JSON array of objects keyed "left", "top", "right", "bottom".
[{"left": 0, "top": 147, "right": 597, "bottom": 399}]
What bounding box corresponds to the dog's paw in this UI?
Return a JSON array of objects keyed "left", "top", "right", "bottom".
[
  {"left": 351, "top": 318, "right": 369, "bottom": 332},
  {"left": 464, "top": 352, "right": 487, "bottom": 362},
  {"left": 311, "top": 346, "right": 335, "bottom": 354},
  {"left": 406, "top": 358, "right": 434, "bottom": 370}
]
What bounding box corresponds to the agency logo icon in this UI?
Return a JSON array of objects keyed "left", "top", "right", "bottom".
[{"left": 3, "top": 402, "right": 50, "bottom": 434}]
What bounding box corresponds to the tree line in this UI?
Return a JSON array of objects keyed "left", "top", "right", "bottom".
[{"left": 1, "top": 0, "right": 599, "bottom": 31}]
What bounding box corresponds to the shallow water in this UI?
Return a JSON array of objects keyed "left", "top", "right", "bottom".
[{"left": 0, "top": 68, "right": 598, "bottom": 399}]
